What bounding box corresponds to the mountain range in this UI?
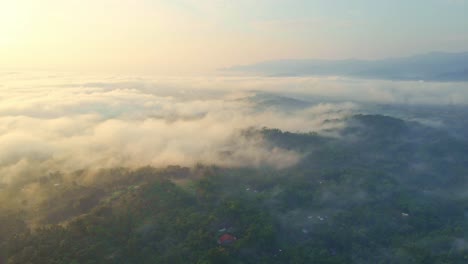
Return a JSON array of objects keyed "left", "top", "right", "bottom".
[{"left": 226, "top": 51, "right": 468, "bottom": 82}]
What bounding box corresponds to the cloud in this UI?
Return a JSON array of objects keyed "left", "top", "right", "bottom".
[
  {"left": 0, "top": 73, "right": 363, "bottom": 187},
  {"left": 2, "top": 72, "right": 466, "bottom": 187}
]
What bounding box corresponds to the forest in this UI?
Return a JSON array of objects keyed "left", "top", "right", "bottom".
[{"left": 1, "top": 113, "right": 468, "bottom": 263}]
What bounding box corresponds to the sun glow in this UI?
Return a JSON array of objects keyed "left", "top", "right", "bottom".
[
  {"left": 0, "top": 2, "right": 33, "bottom": 47},
  {"left": 0, "top": 0, "right": 467, "bottom": 74}
]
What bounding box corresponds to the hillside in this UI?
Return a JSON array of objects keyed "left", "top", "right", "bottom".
[{"left": 2, "top": 114, "right": 468, "bottom": 263}]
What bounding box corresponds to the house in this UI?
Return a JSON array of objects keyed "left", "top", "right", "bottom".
[{"left": 217, "top": 233, "right": 237, "bottom": 245}]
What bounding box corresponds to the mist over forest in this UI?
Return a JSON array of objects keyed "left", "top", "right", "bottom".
[
  {"left": 2, "top": 0, "right": 468, "bottom": 262},
  {"left": 1, "top": 72, "right": 468, "bottom": 263}
]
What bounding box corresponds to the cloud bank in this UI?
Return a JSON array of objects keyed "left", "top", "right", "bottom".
[
  {"left": 0, "top": 73, "right": 358, "bottom": 186},
  {"left": 1, "top": 72, "right": 467, "bottom": 186}
]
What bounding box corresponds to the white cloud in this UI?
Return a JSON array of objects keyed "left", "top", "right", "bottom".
[
  {"left": 1, "top": 72, "right": 466, "bottom": 186},
  {"left": 0, "top": 73, "right": 361, "bottom": 186}
]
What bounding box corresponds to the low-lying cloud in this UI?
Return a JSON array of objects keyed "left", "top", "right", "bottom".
[
  {"left": 1, "top": 72, "right": 467, "bottom": 186},
  {"left": 0, "top": 73, "right": 357, "bottom": 186}
]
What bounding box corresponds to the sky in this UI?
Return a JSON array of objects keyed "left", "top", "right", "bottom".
[{"left": 0, "top": 0, "right": 467, "bottom": 74}]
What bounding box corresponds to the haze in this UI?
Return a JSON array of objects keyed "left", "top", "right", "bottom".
[
  {"left": 2, "top": 1, "right": 468, "bottom": 263},
  {"left": 1, "top": 0, "right": 468, "bottom": 74}
]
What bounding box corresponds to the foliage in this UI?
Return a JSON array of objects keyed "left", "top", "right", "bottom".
[{"left": 2, "top": 114, "right": 468, "bottom": 263}]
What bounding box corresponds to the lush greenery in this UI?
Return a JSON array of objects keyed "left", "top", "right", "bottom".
[{"left": 1, "top": 114, "right": 468, "bottom": 263}]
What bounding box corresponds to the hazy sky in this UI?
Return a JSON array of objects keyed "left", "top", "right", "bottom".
[{"left": 1, "top": 0, "right": 467, "bottom": 74}]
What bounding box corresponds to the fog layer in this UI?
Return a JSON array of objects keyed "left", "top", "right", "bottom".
[
  {"left": 1, "top": 73, "right": 467, "bottom": 186},
  {"left": 0, "top": 73, "right": 352, "bottom": 186}
]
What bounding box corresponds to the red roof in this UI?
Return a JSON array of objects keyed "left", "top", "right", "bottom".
[{"left": 217, "top": 233, "right": 237, "bottom": 245}]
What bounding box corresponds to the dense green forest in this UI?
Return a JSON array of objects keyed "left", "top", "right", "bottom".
[{"left": 1, "top": 114, "right": 468, "bottom": 263}]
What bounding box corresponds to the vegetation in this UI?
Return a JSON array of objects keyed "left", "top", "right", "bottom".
[{"left": 1, "top": 114, "right": 468, "bottom": 263}]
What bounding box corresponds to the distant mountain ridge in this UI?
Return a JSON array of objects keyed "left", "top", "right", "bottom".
[{"left": 226, "top": 51, "right": 468, "bottom": 82}]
